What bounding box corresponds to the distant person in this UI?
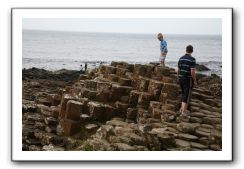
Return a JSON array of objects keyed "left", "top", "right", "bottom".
[
  {"left": 157, "top": 33, "right": 168, "bottom": 66},
  {"left": 177, "top": 45, "right": 197, "bottom": 117},
  {"left": 84, "top": 63, "right": 88, "bottom": 72},
  {"left": 80, "top": 64, "right": 83, "bottom": 71}
]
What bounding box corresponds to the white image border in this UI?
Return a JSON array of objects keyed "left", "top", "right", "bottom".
[{"left": 12, "top": 8, "right": 232, "bottom": 161}]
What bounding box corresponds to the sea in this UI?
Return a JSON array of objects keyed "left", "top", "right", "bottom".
[{"left": 23, "top": 29, "right": 222, "bottom": 76}]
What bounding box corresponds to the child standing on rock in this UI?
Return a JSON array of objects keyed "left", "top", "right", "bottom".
[{"left": 157, "top": 33, "right": 168, "bottom": 66}]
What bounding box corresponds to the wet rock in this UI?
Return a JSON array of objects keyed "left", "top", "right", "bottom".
[{"left": 196, "top": 64, "right": 210, "bottom": 71}]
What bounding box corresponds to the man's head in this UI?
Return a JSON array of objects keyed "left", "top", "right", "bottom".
[
  {"left": 157, "top": 33, "right": 163, "bottom": 41},
  {"left": 186, "top": 45, "right": 193, "bottom": 54}
]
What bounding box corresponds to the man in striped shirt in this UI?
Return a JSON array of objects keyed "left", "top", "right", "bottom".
[{"left": 177, "top": 45, "right": 197, "bottom": 117}]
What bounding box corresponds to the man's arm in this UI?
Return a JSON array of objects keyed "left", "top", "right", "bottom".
[
  {"left": 191, "top": 68, "right": 197, "bottom": 86},
  {"left": 191, "top": 59, "right": 197, "bottom": 86}
]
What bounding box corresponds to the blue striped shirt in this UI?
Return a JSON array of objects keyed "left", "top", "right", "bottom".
[{"left": 178, "top": 54, "right": 196, "bottom": 78}]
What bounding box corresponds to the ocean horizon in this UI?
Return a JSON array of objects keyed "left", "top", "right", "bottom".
[{"left": 23, "top": 29, "right": 222, "bottom": 76}]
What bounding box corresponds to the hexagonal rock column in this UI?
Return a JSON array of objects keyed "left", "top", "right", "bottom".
[
  {"left": 116, "top": 68, "right": 129, "bottom": 76},
  {"left": 136, "top": 76, "right": 150, "bottom": 92},
  {"left": 128, "top": 90, "right": 141, "bottom": 107},
  {"left": 59, "top": 94, "right": 76, "bottom": 120},
  {"left": 47, "top": 94, "right": 61, "bottom": 106},
  {"left": 161, "top": 83, "right": 180, "bottom": 100},
  {"left": 65, "top": 100, "right": 84, "bottom": 121},
  {"left": 99, "top": 65, "right": 117, "bottom": 74},
  {"left": 148, "top": 101, "right": 162, "bottom": 114},
  {"left": 87, "top": 101, "right": 106, "bottom": 122},
  {"left": 63, "top": 119, "right": 81, "bottom": 136},
  {"left": 134, "top": 64, "right": 154, "bottom": 77},
  {"left": 154, "top": 66, "right": 171, "bottom": 77},
  {"left": 126, "top": 108, "right": 138, "bottom": 121},
  {"left": 110, "top": 84, "right": 133, "bottom": 102},
  {"left": 148, "top": 80, "right": 164, "bottom": 100},
  {"left": 138, "top": 92, "right": 154, "bottom": 109}
]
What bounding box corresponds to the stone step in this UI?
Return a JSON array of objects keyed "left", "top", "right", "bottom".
[
  {"left": 134, "top": 64, "right": 154, "bottom": 77},
  {"left": 137, "top": 92, "right": 154, "bottom": 109},
  {"left": 192, "top": 91, "right": 214, "bottom": 100},
  {"left": 116, "top": 67, "right": 130, "bottom": 76},
  {"left": 192, "top": 87, "right": 212, "bottom": 96},
  {"left": 178, "top": 133, "right": 199, "bottom": 141},
  {"left": 136, "top": 76, "right": 150, "bottom": 92},
  {"left": 65, "top": 100, "right": 85, "bottom": 121},
  {"left": 118, "top": 77, "right": 132, "bottom": 86},
  {"left": 99, "top": 65, "right": 117, "bottom": 74},
  {"left": 161, "top": 83, "right": 180, "bottom": 100}
]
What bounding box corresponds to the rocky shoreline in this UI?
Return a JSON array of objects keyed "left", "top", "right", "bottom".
[{"left": 22, "top": 62, "right": 222, "bottom": 151}]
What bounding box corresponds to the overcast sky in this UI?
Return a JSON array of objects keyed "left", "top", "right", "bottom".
[{"left": 23, "top": 18, "right": 221, "bottom": 35}]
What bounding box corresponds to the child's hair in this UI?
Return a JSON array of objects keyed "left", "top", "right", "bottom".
[{"left": 157, "top": 33, "right": 163, "bottom": 40}]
